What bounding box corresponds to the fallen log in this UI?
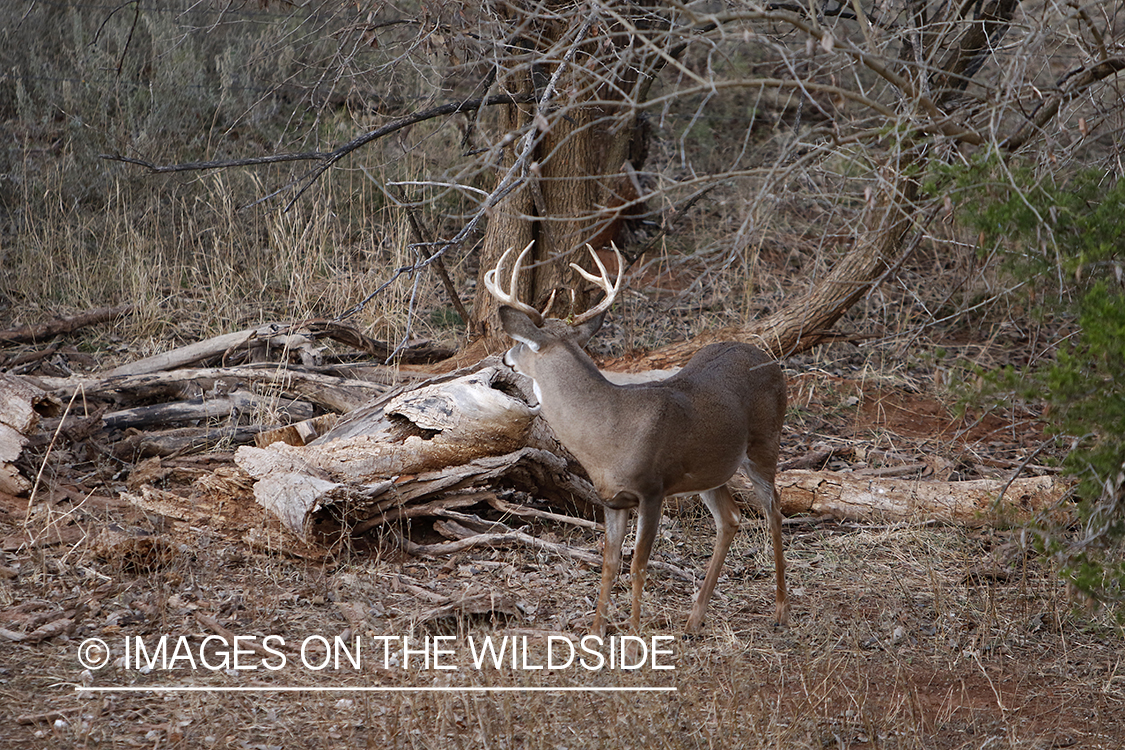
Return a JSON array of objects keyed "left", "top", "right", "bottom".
[
  {"left": 235, "top": 365, "right": 601, "bottom": 536},
  {"left": 99, "top": 391, "right": 314, "bottom": 431},
  {"left": 769, "top": 470, "right": 1071, "bottom": 526},
  {"left": 237, "top": 363, "right": 1072, "bottom": 541},
  {"left": 112, "top": 425, "right": 268, "bottom": 459},
  {"left": 0, "top": 304, "right": 135, "bottom": 346},
  {"left": 102, "top": 320, "right": 451, "bottom": 378},
  {"left": 102, "top": 324, "right": 301, "bottom": 377},
  {"left": 30, "top": 364, "right": 390, "bottom": 414}
]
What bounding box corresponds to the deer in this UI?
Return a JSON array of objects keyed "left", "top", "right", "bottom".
[{"left": 484, "top": 241, "right": 788, "bottom": 636}]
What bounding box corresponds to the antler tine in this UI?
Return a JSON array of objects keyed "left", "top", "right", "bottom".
[
  {"left": 483, "top": 240, "right": 542, "bottom": 320},
  {"left": 570, "top": 243, "right": 624, "bottom": 324}
]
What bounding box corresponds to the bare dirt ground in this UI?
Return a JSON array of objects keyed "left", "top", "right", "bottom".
[{"left": 2, "top": 336, "right": 1122, "bottom": 750}]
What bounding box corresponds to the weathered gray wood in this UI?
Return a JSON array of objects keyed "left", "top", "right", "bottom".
[
  {"left": 102, "top": 326, "right": 279, "bottom": 377},
  {"left": 101, "top": 391, "right": 314, "bottom": 430},
  {"left": 235, "top": 366, "right": 599, "bottom": 537},
  {"left": 32, "top": 364, "right": 388, "bottom": 414},
  {"left": 98, "top": 320, "right": 452, "bottom": 379},
  {"left": 112, "top": 425, "right": 268, "bottom": 459}
]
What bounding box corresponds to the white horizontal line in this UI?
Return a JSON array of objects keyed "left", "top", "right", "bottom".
[{"left": 75, "top": 686, "right": 677, "bottom": 693}]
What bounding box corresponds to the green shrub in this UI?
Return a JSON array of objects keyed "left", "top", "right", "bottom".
[{"left": 942, "top": 160, "right": 1125, "bottom": 604}]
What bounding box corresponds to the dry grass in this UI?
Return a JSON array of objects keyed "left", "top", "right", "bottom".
[{"left": 0, "top": 1, "right": 477, "bottom": 359}]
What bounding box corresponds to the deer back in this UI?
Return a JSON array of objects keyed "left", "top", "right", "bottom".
[
  {"left": 500, "top": 306, "right": 784, "bottom": 507},
  {"left": 593, "top": 342, "right": 785, "bottom": 501}
]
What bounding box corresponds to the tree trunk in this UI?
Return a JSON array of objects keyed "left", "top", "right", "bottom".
[{"left": 470, "top": 5, "right": 656, "bottom": 351}]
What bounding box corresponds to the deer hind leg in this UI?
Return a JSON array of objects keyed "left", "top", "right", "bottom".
[
  {"left": 744, "top": 459, "right": 789, "bottom": 626},
  {"left": 686, "top": 486, "right": 742, "bottom": 634},
  {"left": 592, "top": 507, "right": 630, "bottom": 637}
]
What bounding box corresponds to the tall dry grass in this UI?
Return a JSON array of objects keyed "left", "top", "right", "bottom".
[{"left": 0, "top": 1, "right": 474, "bottom": 358}]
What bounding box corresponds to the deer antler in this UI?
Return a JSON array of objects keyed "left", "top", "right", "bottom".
[
  {"left": 570, "top": 243, "right": 624, "bottom": 324},
  {"left": 483, "top": 241, "right": 546, "bottom": 322}
]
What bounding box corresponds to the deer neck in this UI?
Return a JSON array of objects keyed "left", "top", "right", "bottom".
[{"left": 531, "top": 345, "right": 619, "bottom": 439}]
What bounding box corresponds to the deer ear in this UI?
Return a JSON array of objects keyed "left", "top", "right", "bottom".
[
  {"left": 572, "top": 310, "right": 606, "bottom": 346},
  {"left": 498, "top": 305, "right": 544, "bottom": 351}
]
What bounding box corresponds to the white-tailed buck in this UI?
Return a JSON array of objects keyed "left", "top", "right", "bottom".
[{"left": 485, "top": 241, "right": 788, "bottom": 635}]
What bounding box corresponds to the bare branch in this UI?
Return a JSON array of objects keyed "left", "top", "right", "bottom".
[{"left": 1003, "top": 57, "right": 1125, "bottom": 152}]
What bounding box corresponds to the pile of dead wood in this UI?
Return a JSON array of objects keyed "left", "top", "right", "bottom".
[
  {"left": 5, "top": 314, "right": 449, "bottom": 464},
  {"left": 2, "top": 309, "right": 1073, "bottom": 557}
]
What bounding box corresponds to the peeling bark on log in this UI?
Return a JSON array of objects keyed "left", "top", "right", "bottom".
[
  {"left": 236, "top": 366, "right": 601, "bottom": 537},
  {"left": 0, "top": 374, "right": 55, "bottom": 434}
]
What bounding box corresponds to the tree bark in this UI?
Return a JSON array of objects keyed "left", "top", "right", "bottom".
[
  {"left": 470, "top": 4, "right": 658, "bottom": 351},
  {"left": 0, "top": 374, "right": 53, "bottom": 496}
]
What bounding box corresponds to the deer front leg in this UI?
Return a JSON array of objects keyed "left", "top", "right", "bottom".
[
  {"left": 686, "top": 486, "right": 742, "bottom": 633},
  {"left": 628, "top": 496, "right": 664, "bottom": 633},
  {"left": 592, "top": 507, "right": 630, "bottom": 637}
]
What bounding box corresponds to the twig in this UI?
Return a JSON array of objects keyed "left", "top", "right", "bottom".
[
  {"left": 993, "top": 436, "right": 1061, "bottom": 511},
  {"left": 400, "top": 528, "right": 603, "bottom": 565},
  {"left": 25, "top": 387, "right": 81, "bottom": 519},
  {"left": 101, "top": 151, "right": 331, "bottom": 173},
  {"left": 487, "top": 495, "right": 602, "bottom": 531},
  {"left": 1003, "top": 58, "right": 1125, "bottom": 152},
  {"left": 91, "top": 1, "right": 140, "bottom": 76},
  {"left": 16, "top": 709, "right": 81, "bottom": 726},
  {"left": 400, "top": 196, "right": 473, "bottom": 334},
  {"left": 402, "top": 520, "right": 695, "bottom": 583}
]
